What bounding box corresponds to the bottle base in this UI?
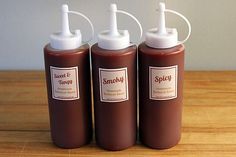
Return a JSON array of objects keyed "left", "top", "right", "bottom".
[
  {"left": 96, "top": 141, "right": 136, "bottom": 151},
  {"left": 140, "top": 136, "right": 181, "bottom": 150},
  {"left": 52, "top": 138, "right": 92, "bottom": 149}
]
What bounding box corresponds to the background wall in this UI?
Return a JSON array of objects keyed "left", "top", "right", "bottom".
[{"left": 0, "top": 0, "right": 235, "bottom": 70}]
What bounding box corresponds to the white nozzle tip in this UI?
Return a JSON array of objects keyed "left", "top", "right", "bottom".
[
  {"left": 124, "top": 30, "right": 129, "bottom": 35},
  {"left": 159, "top": 2, "right": 166, "bottom": 12},
  {"left": 110, "top": 4, "right": 117, "bottom": 11},
  {"left": 62, "top": 4, "right": 69, "bottom": 12},
  {"left": 75, "top": 29, "right": 81, "bottom": 35}
]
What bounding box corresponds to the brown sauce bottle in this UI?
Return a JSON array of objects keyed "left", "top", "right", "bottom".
[
  {"left": 92, "top": 44, "right": 137, "bottom": 151},
  {"left": 91, "top": 4, "right": 142, "bottom": 151},
  {"left": 139, "top": 43, "right": 184, "bottom": 149},
  {"left": 138, "top": 3, "right": 191, "bottom": 149},
  {"left": 44, "top": 4, "right": 94, "bottom": 148}
]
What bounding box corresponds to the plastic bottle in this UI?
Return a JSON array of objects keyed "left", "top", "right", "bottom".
[
  {"left": 139, "top": 2, "right": 191, "bottom": 149},
  {"left": 44, "top": 4, "right": 94, "bottom": 148},
  {"left": 91, "top": 4, "right": 142, "bottom": 151}
]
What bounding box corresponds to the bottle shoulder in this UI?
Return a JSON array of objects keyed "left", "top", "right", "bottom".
[
  {"left": 138, "top": 42, "right": 185, "bottom": 56},
  {"left": 91, "top": 43, "right": 137, "bottom": 57},
  {"left": 44, "top": 43, "right": 89, "bottom": 55}
]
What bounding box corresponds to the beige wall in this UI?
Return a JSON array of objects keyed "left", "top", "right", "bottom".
[{"left": 0, "top": 0, "right": 235, "bottom": 70}]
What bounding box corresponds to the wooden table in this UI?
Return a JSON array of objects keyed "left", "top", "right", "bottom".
[{"left": 0, "top": 71, "right": 236, "bottom": 157}]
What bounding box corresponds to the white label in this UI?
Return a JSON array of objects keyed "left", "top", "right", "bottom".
[
  {"left": 99, "top": 68, "right": 129, "bottom": 102},
  {"left": 149, "top": 65, "right": 178, "bottom": 100},
  {"left": 50, "top": 66, "right": 79, "bottom": 100}
]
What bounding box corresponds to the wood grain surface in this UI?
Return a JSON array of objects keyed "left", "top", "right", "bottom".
[{"left": 0, "top": 71, "right": 235, "bottom": 157}]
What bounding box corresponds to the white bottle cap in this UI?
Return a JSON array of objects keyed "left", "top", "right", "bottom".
[
  {"left": 98, "top": 4, "right": 143, "bottom": 50},
  {"left": 145, "top": 2, "right": 191, "bottom": 49},
  {"left": 50, "top": 4, "right": 94, "bottom": 50}
]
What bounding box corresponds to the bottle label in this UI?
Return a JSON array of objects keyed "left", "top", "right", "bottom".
[
  {"left": 50, "top": 66, "right": 79, "bottom": 100},
  {"left": 149, "top": 65, "right": 178, "bottom": 100},
  {"left": 99, "top": 68, "right": 129, "bottom": 102}
]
